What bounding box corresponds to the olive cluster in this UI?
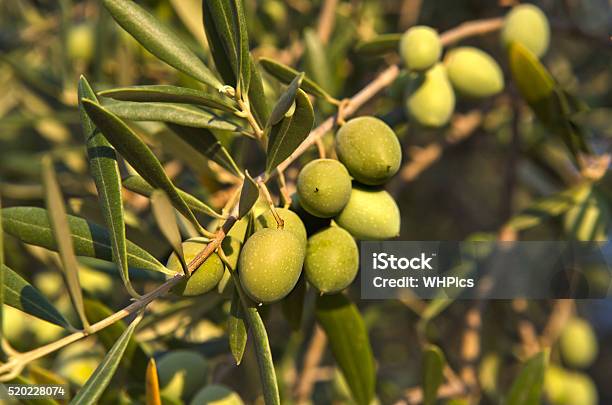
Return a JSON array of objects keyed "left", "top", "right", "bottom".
[
  {"left": 400, "top": 4, "right": 550, "bottom": 127},
  {"left": 166, "top": 115, "right": 402, "bottom": 304}
]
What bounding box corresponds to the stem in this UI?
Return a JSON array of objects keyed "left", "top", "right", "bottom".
[
  {"left": 237, "top": 98, "right": 264, "bottom": 139},
  {"left": 258, "top": 179, "right": 284, "bottom": 229}
]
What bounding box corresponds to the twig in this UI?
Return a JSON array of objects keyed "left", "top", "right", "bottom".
[
  {"left": 316, "top": 0, "right": 339, "bottom": 44},
  {"left": 295, "top": 325, "right": 328, "bottom": 404}
]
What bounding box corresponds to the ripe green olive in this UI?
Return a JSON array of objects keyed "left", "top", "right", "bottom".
[
  {"left": 67, "top": 24, "right": 95, "bottom": 62},
  {"left": 336, "top": 117, "right": 402, "bottom": 185},
  {"left": 167, "top": 239, "right": 225, "bottom": 296},
  {"left": 501, "top": 4, "right": 550, "bottom": 57},
  {"left": 238, "top": 228, "right": 305, "bottom": 304},
  {"left": 563, "top": 372, "right": 598, "bottom": 405},
  {"left": 399, "top": 25, "right": 442, "bottom": 72},
  {"left": 445, "top": 47, "right": 504, "bottom": 98},
  {"left": 157, "top": 350, "right": 208, "bottom": 400},
  {"left": 405, "top": 63, "right": 455, "bottom": 127},
  {"left": 560, "top": 318, "right": 598, "bottom": 368},
  {"left": 190, "top": 385, "right": 244, "bottom": 405},
  {"left": 335, "top": 186, "right": 400, "bottom": 240},
  {"left": 304, "top": 226, "right": 359, "bottom": 294},
  {"left": 297, "top": 159, "right": 352, "bottom": 218},
  {"left": 255, "top": 207, "right": 308, "bottom": 247}
]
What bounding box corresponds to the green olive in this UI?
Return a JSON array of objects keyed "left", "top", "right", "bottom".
[
  {"left": 405, "top": 63, "right": 455, "bottom": 127},
  {"left": 238, "top": 228, "right": 305, "bottom": 304},
  {"left": 157, "top": 350, "right": 208, "bottom": 400},
  {"left": 501, "top": 4, "right": 550, "bottom": 57},
  {"left": 336, "top": 117, "right": 402, "bottom": 185},
  {"left": 445, "top": 47, "right": 504, "bottom": 98},
  {"left": 335, "top": 186, "right": 400, "bottom": 240},
  {"left": 297, "top": 159, "right": 352, "bottom": 218},
  {"left": 563, "top": 372, "right": 598, "bottom": 405},
  {"left": 255, "top": 207, "right": 308, "bottom": 247},
  {"left": 190, "top": 385, "right": 244, "bottom": 405},
  {"left": 560, "top": 318, "right": 598, "bottom": 368},
  {"left": 399, "top": 25, "right": 442, "bottom": 71},
  {"left": 305, "top": 226, "right": 359, "bottom": 294},
  {"left": 67, "top": 24, "right": 95, "bottom": 62},
  {"left": 167, "top": 239, "right": 225, "bottom": 296}
]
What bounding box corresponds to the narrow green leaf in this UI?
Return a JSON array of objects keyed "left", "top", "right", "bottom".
[
  {"left": 268, "top": 72, "right": 304, "bottom": 126},
  {"left": 98, "top": 85, "right": 238, "bottom": 112},
  {"left": 234, "top": 280, "right": 280, "bottom": 405},
  {"left": 303, "top": 29, "right": 335, "bottom": 96},
  {"left": 202, "top": 0, "right": 250, "bottom": 90},
  {"left": 3, "top": 264, "right": 71, "bottom": 329},
  {"left": 102, "top": 100, "right": 242, "bottom": 132},
  {"left": 422, "top": 345, "right": 446, "bottom": 405},
  {"left": 259, "top": 57, "right": 336, "bottom": 102},
  {"left": 2, "top": 207, "right": 170, "bottom": 275},
  {"left": 71, "top": 312, "right": 143, "bottom": 404},
  {"left": 202, "top": 0, "right": 234, "bottom": 86},
  {"left": 265, "top": 89, "right": 314, "bottom": 174},
  {"left": 102, "top": 0, "right": 222, "bottom": 89},
  {"left": 41, "top": 156, "right": 90, "bottom": 329},
  {"left": 81, "top": 99, "right": 205, "bottom": 236},
  {"left": 166, "top": 124, "right": 242, "bottom": 177},
  {"left": 84, "top": 299, "right": 148, "bottom": 380},
  {"left": 151, "top": 190, "right": 186, "bottom": 272},
  {"left": 122, "top": 175, "right": 224, "bottom": 219},
  {"left": 238, "top": 171, "right": 259, "bottom": 219},
  {"left": 248, "top": 58, "right": 271, "bottom": 127},
  {"left": 281, "top": 275, "right": 305, "bottom": 331},
  {"left": 505, "top": 351, "right": 548, "bottom": 405},
  {"left": 228, "top": 287, "right": 247, "bottom": 365},
  {"left": 506, "top": 183, "right": 591, "bottom": 231},
  {"left": 354, "top": 33, "right": 402, "bottom": 55},
  {"left": 508, "top": 42, "right": 590, "bottom": 157},
  {"left": 145, "top": 358, "right": 162, "bottom": 405},
  {"left": 78, "top": 76, "right": 136, "bottom": 298},
  {"left": 316, "top": 293, "right": 375, "bottom": 405}
]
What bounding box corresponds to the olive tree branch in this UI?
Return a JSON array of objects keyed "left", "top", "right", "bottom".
[{"left": 0, "top": 16, "right": 505, "bottom": 382}]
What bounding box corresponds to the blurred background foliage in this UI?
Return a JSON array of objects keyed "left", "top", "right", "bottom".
[{"left": 0, "top": 0, "right": 611, "bottom": 404}]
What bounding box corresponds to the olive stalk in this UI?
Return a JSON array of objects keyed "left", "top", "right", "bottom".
[{"left": 0, "top": 16, "right": 506, "bottom": 381}]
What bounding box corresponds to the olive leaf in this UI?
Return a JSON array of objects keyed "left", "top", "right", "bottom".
[
  {"left": 505, "top": 183, "right": 591, "bottom": 231},
  {"left": 508, "top": 42, "right": 590, "bottom": 158},
  {"left": 151, "top": 190, "right": 186, "bottom": 273},
  {"left": 316, "top": 293, "right": 376, "bottom": 405},
  {"left": 202, "top": 0, "right": 250, "bottom": 91},
  {"left": 78, "top": 76, "right": 136, "bottom": 298},
  {"left": 122, "top": 175, "right": 224, "bottom": 219},
  {"left": 265, "top": 89, "right": 314, "bottom": 174},
  {"left": 506, "top": 351, "right": 548, "bottom": 405},
  {"left": 228, "top": 287, "right": 247, "bottom": 365},
  {"left": 422, "top": 344, "right": 446, "bottom": 405},
  {"left": 281, "top": 275, "right": 306, "bottom": 331},
  {"left": 354, "top": 33, "right": 402, "bottom": 56},
  {"left": 234, "top": 280, "right": 280, "bottom": 405},
  {"left": 166, "top": 123, "right": 242, "bottom": 177},
  {"left": 267, "top": 72, "right": 304, "bottom": 126},
  {"left": 71, "top": 312, "right": 144, "bottom": 405},
  {"left": 0, "top": 195, "right": 4, "bottom": 352},
  {"left": 98, "top": 85, "right": 238, "bottom": 112},
  {"left": 81, "top": 99, "right": 206, "bottom": 236},
  {"left": 145, "top": 358, "right": 162, "bottom": 405},
  {"left": 102, "top": 100, "right": 243, "bottom": 132},
  {"left": 84, "top": 299, "right": 149, "bottom": 380},
  {"left": 3, "top": 264, "right": 71, "bottom": 329},
  {"left": 1, "top": 207, "right": 171, "bottom": 275},
  {"left": 238, "top": 171, "right": 259, "bottom": 219},
  {"left": 259, "top": 57, "right": 336, "bottom": 102},
  {"left": 102, "top": 0, "right": 222, "bottom": 89},
  {"left": 41, "top": 156, "right": 90, "bottom": 329},
  {"left": 303, "top": 29, "right": 335, "bottom": 96},
  {"left": 248, "top": 57, "right": 271, "bottom": 127}
]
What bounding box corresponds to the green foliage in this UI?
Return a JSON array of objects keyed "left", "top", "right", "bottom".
[
  {"left": 506, "top": 351, "right": 548, "bottom": 405},
  {"left": 422, "top": 345, "right": 445, "bottom": 405}
]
